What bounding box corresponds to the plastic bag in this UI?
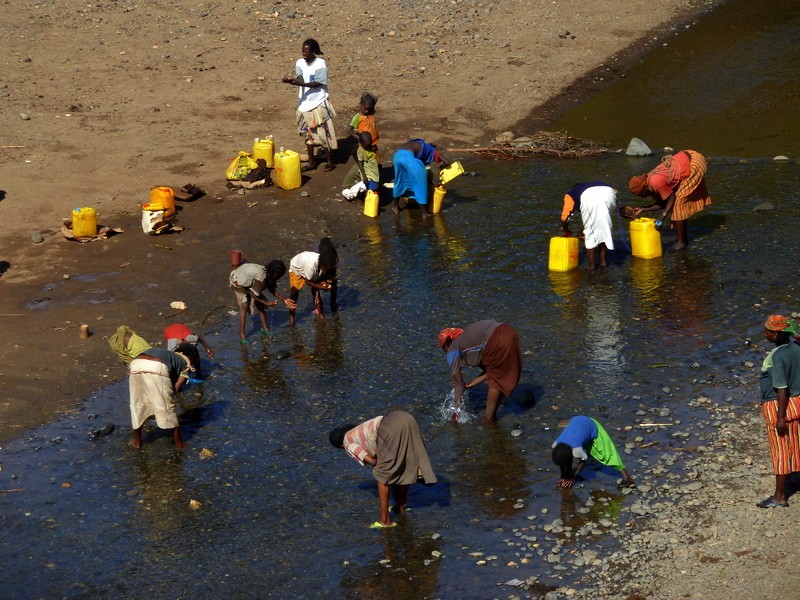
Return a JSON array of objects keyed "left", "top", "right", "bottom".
[
  {"left": 226, "top": 151, "right": 259, "bottom": 181},
  {"left": 141, "top": 207, "right": 172, "bottom": 235}
]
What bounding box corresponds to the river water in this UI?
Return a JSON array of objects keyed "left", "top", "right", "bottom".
[{"left": 2, "top": 0, "right": 800, "bottom": 597}]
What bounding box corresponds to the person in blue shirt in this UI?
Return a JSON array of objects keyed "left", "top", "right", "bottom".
[{"left": 552, "top": 415, "right": 634, "bottom": 488}]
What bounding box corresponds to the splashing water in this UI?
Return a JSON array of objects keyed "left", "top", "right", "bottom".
[{"left": 439, "top": 388, "right": 476, "bottom": 423}]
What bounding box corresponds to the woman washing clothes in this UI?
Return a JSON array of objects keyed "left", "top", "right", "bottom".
[
  {"left": 391, "top": 138, "right": 449, "bottom": 218},
  {"left": 329, "top": 410, "right": 437, "bottom": 528},
  {"left": 281, "top": 38, "right": 337, "bottom": 172},
  {"left": 439, "top": 320, "right": 522, "bottom": 424},
  {"left": 626, "top": 149, "right": 711, "bottom": 250}
]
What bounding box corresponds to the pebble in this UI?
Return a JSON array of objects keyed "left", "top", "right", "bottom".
[
  {"left": 31, "top": 231, "right": 44, "bottom": 243},
  {"left": 20, "top": 113, "right": 30, "bottom": 120},
  {"left": 300, "top": 191, "right": 309, "bottom": 197}
]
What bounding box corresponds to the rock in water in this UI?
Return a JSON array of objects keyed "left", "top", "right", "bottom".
[
  {"left": 626, "top": 137, "right": 652, "bottom": 156},
  {"left": 753, "top": 202, "right": 775, "bottom": 212}
]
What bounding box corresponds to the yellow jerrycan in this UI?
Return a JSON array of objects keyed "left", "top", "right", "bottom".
[
  {"left": 252, "top": 136, "right": 275, "bottom": 168},
  {"left": 629, "top": 217, "right": 663, "bottom": 259},
  {"left": 150, "top": 186, "right": 175, "bottom": 216},
  {"left": 274, "top": 149, "right": 302, "bottom": 190},
  {"left": 72, "top": 207, "right": 98, "bottom": 238},
  {"left": 363, "top": 190, "right": 380, "bottom": 218},
  {"left": 548, "top": 235, "right": 579, "bottom": 271},
  {"left": 431, "top": 185, "right": 447, "bottom": 214}
]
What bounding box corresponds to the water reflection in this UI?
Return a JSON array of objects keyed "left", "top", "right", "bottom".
[
  {"left": 549, "top": 270, "right": 582, "bottom": 299},
  {"left": 340, "top": 526, "right": 442, "bottom": 599},
  {"left": 453, "top": 426, "right": 529, "bottom": 519}
]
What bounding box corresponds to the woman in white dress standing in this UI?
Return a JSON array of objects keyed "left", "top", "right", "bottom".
[{"left": 281, "top": 38, "right": 337, "bottom": 171}]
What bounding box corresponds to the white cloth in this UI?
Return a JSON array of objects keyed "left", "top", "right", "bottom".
[
  {"left": 166, "top": 334, "right": 198, "bottom": 352},
  {"left": 579, "top": 185, "right": 616, "bottom": 250},
  {"left": 129, "top": 359, "right": 178, "bottom": 429},
  {"left": 295, "top": 57, "right": 329, "bottom": 112},
  {"left": 289, "top": 251, "right": 321, "bottom": 280},
  {"left": 229, "top": 263, "right": 266, "bottom": 289}
]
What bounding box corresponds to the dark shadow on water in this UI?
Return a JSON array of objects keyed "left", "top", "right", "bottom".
[{"left": 355, "top": 478, "right": 452, "bottom": 510}]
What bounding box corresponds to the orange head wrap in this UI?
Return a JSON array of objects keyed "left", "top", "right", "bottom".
[
  {"left": 765, "top": 314, "right": 797, "bottom": 334},
  {"left": 628, "top": 174, "right": 649, "bottom": 197},
  {"left": 438, "top": 327, "right": 463, "bottom": 349}
]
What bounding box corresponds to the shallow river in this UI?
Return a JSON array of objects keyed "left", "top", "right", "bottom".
[{"left": 2, "top": 0, "right": 800, "bottom": 597}]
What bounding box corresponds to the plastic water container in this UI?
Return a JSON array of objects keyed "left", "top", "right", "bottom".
[
  {"left": 72, "top": 207, "right": 98, "bottom": 238},
  {"left": 431, "top": 185, "right": 447, "bottom": 214},
  {"left": 150, "top": 186, "right": 175, "bottom": 215},
  {"left": 363, "top": 190, "right": 379, "bottom": 218},
  {"left": 252, "top": 136, "right": 274, "bottom": 168},
  {"left": 548, "top": 235, "right": 579, "bottom": 271},
  {"left": 630, "top": 217, "right": 663, "bottom": 259},
  {"left": 439, "top": 161, "right": 464, "bottom": 185},
  {"left": 274, "top": 150, "right": 302, "bottom": 190}
]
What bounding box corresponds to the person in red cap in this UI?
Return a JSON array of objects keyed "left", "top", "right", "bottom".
[
  {"left": 757, "top": 314, "right": 800, "bottom": 508},
  {"left": 626, "top": 149, "right": 711, "bottom": 250},
  {"left": 164, "top": 323, "right": 214, "bottom": 378},
  {"left": 439, "top": 320, "right": 522, "bottom": 424}
]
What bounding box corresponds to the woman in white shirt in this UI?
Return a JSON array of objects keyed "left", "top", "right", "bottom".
[{"left": 281, "top": 38, "right": 338, "bottom": 172}]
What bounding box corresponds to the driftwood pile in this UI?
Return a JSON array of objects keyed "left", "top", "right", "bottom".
[{"left": 450, "top": 131, "right": 614, "bottom": 160}]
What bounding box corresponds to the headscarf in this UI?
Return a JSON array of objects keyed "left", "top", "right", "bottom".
[
  {"left": 764, "top": 314, "right": 797, "bottom": 334},
  {"left": 109, "top": 325, "right": 152, "bottom": 365},
  {"left": 628, "top": 174, "right": 649, "bottom": 197},
  {"left": 438, "top": 327, "right": 463, "bottom": 349}
]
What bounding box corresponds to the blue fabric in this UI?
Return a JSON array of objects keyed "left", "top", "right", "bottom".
[
  {"left": 367, "top": 180, "right": 379, "bottom": 191},
  {"left": 554, "top": 415, "right": 598, "bottom": 449},
  {"left": 446, "top": 350, "right": 459, "bottom": 367},
  {"left": 566, "top": 181, "right": 610, "bottom": 212},
  {"left": 392, "top": 148, "right": 429, "bottom": 204},
  {"left": 410, "top": 138, "right": 438, "bottom": 164}
]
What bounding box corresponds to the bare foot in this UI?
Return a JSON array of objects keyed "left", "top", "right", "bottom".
[
  {"left": 674, "top": 242, "right": 687, "bottom": 251},
  {"left": 129, "top": 438, "right": 142, "bottom": 449},
  {"left": 390, "top": 203, "right": 400, "bottom": 215}
]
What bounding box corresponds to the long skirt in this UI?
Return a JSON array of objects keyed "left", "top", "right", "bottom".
[
  {"left": 392, "top": 149, "right": 429, "bottom": 205},
  {"left": 579, "top": 185, "right": 616, "bottom": 250},
  {"left": 373, "top": 410, "right": 437, "bottom": 486},
  {"left": 296, "top": 99, "right": 338, "bottom": 150},
  {"left": 129, "top": 359, "right": 178, "bottom": 429},
  {"left": 672, "top": 150, "right": 711, "bottom": 221},
  {"left": 480, "top": 324, "right": 522, "bottom": 398},
  {"left": 762, "top": 397, "right": 800, "bottom": 475}
]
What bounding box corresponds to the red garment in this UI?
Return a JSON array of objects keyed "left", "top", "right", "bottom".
[
  {"left": 163, "top": 323, "right": 192, "bottom": 341},
  {"left": 647, "top": 151, "right": 691, "bottom": 201}
]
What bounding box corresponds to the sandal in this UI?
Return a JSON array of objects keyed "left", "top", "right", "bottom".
[
  {"left": 369, "top": 521, "right": 397, "bottom": 529},
  {"left": 757, "top": 496, "right": 788, "bottom": 508},
  {"left": 301, "top": 163, "right": 318, "bottom": 172},
  {"left": 321, "top": 163, "right": 336, "bottom": 172}
]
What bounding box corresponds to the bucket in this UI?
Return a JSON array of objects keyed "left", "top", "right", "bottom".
[
  {"left": 229, "top": 249, "right": 243, "bottom": 266},
  {"left": 548, "top": 235, "right": 579, "bottom": 271},
  {"left": 274, "top": 150, "right": 302, "bottom": 190},
  {"left": 431, "top": 185, "right": 447, "bottom": 214},
  {"left": 629, "top": 217, "right": 663, "bottom": 259},
  {"left": 150, "top": 186, "right": 175, "bottom": 215},
  {"left": 363, "top": 190, "right": 379, "bottom": 218},
  {"left": 72, "top": 207, "right": 98, "bottom": 238},
  {"left": 252, "top": 137, "right": 275, "bottom": 168}
]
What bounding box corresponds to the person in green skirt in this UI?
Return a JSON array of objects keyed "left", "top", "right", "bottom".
[{"left": 551, "top": 415, "right": 634, "bottom": 488}]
